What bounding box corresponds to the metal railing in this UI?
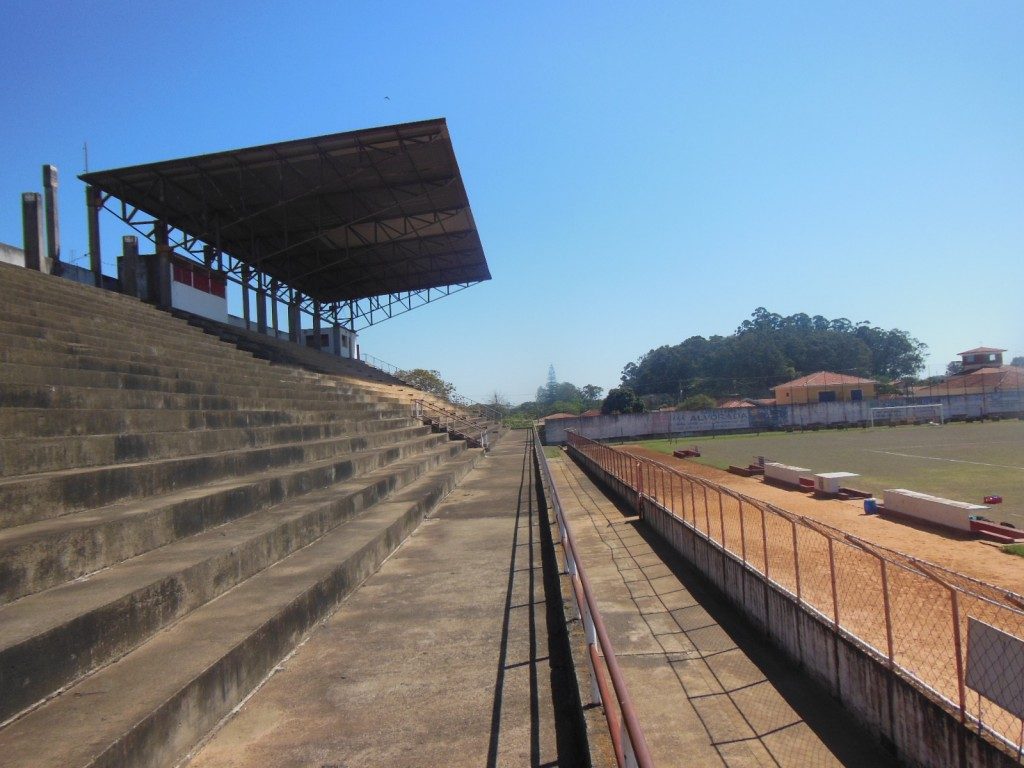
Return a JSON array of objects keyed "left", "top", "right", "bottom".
[
  {"left": 566, "top": 431, "right": 1024, "bottom": 758},
  {"left": 357, "top": 355, "right": 505, "bottom": 423},
  {"left": 533, "top": 431, "right": 653, "bottom": 768},
  {"left": 415, "top": 400, "right": 491, "bottom": 451}
]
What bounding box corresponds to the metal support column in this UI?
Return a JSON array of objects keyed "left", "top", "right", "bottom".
[
  {"left": 256, "top": 274, "right": 268, "bottom": 335},
  {"left": 288, "top": 291, "right": 301, "bottom": 343},
  {"left": 154, "top": 219, "right": 171, "bottom": 308},
  {"left": 42, "top": 165, "right": 61, "bottom": 274},
  {"left": 241, "top": 264, "right": 251, "bottom": 330},
  {"left": 311, "top": 301, "right": 322, "bottom": 350},
  {"left": 86, "top": 185, "right": 103, "bottom": 286},
  {"left": 270, "top": 279, "right": 279, "bottom": 336},
  {"left": 21, "top": 193, "right": 45, "bottom": 272}
]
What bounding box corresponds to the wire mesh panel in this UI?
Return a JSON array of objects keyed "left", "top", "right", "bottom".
[
  {"left": 885, "top": 564, "right": 959, "bottom": 703},
  {"left": 831, "top": 542, "right": 888, "bottom": 654}
]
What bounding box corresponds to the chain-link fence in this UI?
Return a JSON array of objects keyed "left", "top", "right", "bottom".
[{"left": 566, "top": 432, "right": 1024, "bottom": 758}]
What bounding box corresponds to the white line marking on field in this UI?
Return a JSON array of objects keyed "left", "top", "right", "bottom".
[{"left": 866, "top": 450, "right": 1024, "bottom": 471}]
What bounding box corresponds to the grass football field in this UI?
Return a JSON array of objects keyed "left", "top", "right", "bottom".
[{"left": 635, "top": 420, "right": 1024, "bottom": 524}]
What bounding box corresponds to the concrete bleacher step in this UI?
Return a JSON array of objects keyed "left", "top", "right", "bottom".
[
  {"left": 0, "top": 424, "right": 444, "bottom": 529},
  {"left": 0, "top": 380, "right": 392, "bottom": 414},
  {"left": 0, "top": 439, "right": 473, "bottom": 723},
  {"left": 0, "top": 415, "right": 416, "bottom": 476},
  {"left": 0, "top": 332, "right": 404, "bottom": 409},
  {"left": 0, "top": 426, "right": 445, "bottom": 602},
  {"left": 0, "top": 448, "right": 481, "bottom": 768},
  {"left": 0, "top": 264, "right": 489, "bottom": 765},
  {"left": 0, "top": 362, "right": 388, "bottom": 407},
  {"left": 174, "top": 309, "right": 406, "bottom": 385},
  {"left": 0, "top": 405, "right": 379, "bottom": 439}
]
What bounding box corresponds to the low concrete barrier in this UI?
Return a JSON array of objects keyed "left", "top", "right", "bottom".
[
  {"left": 763, "top": 462, "right": 811, "bottom": 488},
  {"left": 883, "top": 489, "right": 986, "bottom": 532}
]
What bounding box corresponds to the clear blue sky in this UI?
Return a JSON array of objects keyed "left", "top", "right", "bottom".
[{"left": 2, "top": 1, "right": 1021, "bottom": 404}]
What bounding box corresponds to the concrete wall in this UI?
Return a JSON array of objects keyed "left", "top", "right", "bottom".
[
  {"left": 543, "top": 392, "right": 1024, "bottom": 444},
  {"left": 170, "top": 278, "right": 228, "bottom": 322},
  {"left": 763, "top": 462, "right": 811, "bottom": 487},
  {"left": 0, "top": 243, "right": 25, "bottom": 267},
  {"left": 569, "top": 445, "right": 1021, "bottom": 768}
]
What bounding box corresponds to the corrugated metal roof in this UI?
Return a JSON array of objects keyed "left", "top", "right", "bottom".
[{"left": 80, "top": 119, "right": 489, "bottom": 303}]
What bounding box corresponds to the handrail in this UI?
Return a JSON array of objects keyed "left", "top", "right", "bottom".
[
  {"left": 357, "top": 355, "right": 504, "bottom": 422},
  {"left": 533, "top": 430, "right": 653, "bottom": 768},
  {"left": 416, "top": 399, "right": 491, "bottom": 451}
]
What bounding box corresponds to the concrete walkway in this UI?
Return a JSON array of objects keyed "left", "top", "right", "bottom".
[
  {"left": 548, "top": 452, "right": 899, "bottom": 768},
  {"left": 186, "top": 431, "right": 585, "bottom": 767}
]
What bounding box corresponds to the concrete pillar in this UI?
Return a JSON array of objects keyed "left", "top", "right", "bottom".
[
  {"left": 86, "top": 185, "right": 103, "bottom": 286},
  {"left": 312, "top": 301, "right": 322, "bottom": 350},
  {"left": 43, "top": 165, "right": 61, "bottom": 273},
  {"left": 241, "top": 264, "right": 251, "bottom": 330},
  {"left": 288, "top": 291, "right": 301, "bottom": 344},
  {"left": 270, "top": 279, "right": 279, "bottom": 336},
  {"left": 120, "top": 236, "right": 139, "bottom": 297},
  {"left": 21, "top": 193, "right": 45, "bottom": 272},
  {"left": 154, "top": 220, "right": 171, "bottom": 309},
  {"left": 256, "top": 276, "right": 268, "bottom": 335}
]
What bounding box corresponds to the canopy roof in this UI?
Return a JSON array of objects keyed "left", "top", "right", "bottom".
[{"left": 80, "top": 119, "right": 489, "bottom": 303}]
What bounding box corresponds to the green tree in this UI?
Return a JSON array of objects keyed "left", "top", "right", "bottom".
[
  {"left": 1012, "top": 356, "right": 1024, "bottom": 368},
  {"left": 679, "top": 394, "right": 717, "bottom": 411},
  {"left": 601, "top": 387, "right": 645, "bottom": 415},
  {"left": 397, "top": 368, "right": 455, "bottom": 401}
]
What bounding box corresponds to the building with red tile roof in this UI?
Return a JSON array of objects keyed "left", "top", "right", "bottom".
[{"left": 772, "top": 371, "right": 877, "bottom": 405}]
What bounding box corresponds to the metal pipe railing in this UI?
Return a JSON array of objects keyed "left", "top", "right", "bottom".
[
  {"left": 533, "top": 430, "right": 653, "bottom": 768},
  {"left": 416, "top": 399, "right": 491, "bottom": 451}
]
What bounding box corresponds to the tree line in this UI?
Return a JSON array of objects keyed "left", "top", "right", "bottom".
[{"left": 617, "top": 307, "right": 927, "bottom": 405}]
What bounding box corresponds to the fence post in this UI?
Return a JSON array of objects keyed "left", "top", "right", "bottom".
[
  {"left": 692, "top": 483, "right": 700, "bottom": 532},
  {"left": 702, "top": 485, "right": 712, "bottom": 538},
  {"left": 951, "top": 588, "right": 967, "bottom": 723},
  {"left": 828, "top": 538, "right": 839, "bottom": 628},
  {"left": 718, "top": 490, "right": 727, "bottom": 550},
  {"left": 636, "top": 461, "right": 644, "bottom": 515},
  {"left": 791, "top": 519, "right": 802, "bottom": 602},
  {"left": 760, "top": 505, "right": 769, "bottom": 580},
  {"left": 880, "top": 558, "right": 894, "bottom": 667},
  {"left": 738, "top": 499, "right": 747, "bottom": 564}
]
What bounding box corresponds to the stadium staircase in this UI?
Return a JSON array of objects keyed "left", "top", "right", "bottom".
[
  {"left": 0, "top": 262, "right": 488, "bottom": 767},
  {"left": 174, "top": 309, "right": 504, "bottom": 450}
]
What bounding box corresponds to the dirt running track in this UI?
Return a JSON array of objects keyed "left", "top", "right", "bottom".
[{"left": 626, "top": 446, "right": 1024, "bottom": 594}]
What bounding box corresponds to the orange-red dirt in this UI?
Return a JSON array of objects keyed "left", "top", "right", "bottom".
[
  {"left": 605, "top": 445, "right": 1024, "bottom": 746},
  {"left": 626, "top": 446, "right": 1024, "bottom": 594}
]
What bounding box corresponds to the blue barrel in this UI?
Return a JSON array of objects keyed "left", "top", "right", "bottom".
[{"left": 864, "top": 498, "right": 878, "bottom": 514}]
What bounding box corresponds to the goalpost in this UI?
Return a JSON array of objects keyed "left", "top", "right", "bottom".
[{"left": 869, "top": 403, "right": 944, "bottom": 427}]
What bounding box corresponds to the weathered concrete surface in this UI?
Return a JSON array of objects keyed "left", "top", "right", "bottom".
[
  {"left": 187, "top": 431, "right": 586, "bottom": 768},
  {"left": 547, "top": 453, "right": 899, "bottom": 767}
]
